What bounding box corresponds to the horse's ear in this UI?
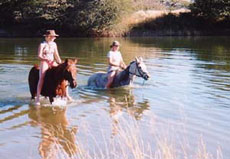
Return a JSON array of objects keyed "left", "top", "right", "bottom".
[
  {"left": 65, "top": 58, "right": 77, "bottom": 65},
  {"left": 135, "top": 56, "right": 140, "bottom": 63},
  {"left": 139, "top": 57, "right": 143, "bottom": 62},
  {"left": 73, "top": 58, "right": 78, "bottom": 64},
  {"left": 65, "top": 59, "right": 72, "bottom": 66},
  {"left": 65, "top": 59, "right": 69, "bottom": 64}
]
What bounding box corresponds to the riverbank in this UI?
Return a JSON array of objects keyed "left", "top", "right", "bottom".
[
  {"left": 103, "top": 9, "right": 230, "bottom": 37},
  {"left": 0, "top": 9, "right": 229, "bottom": 37}
]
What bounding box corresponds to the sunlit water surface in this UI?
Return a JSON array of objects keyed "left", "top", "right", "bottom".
[{"left": 0, "top": 37, "right": 230, "bottom": 159}]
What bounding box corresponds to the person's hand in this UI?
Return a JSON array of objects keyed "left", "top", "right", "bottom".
[
  {"left": 45, "top": 57, "right": 52, "bottom": 63},
  {"left": 122, "top": 66, "right": 126, "bottom": 69},
  {"left": 120, "top": 63, "right": 126, "bottom": 70}
]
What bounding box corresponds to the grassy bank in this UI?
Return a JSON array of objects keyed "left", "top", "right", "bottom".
[{"left": 106, "top": 9, "right": 230, "bottom": 37}]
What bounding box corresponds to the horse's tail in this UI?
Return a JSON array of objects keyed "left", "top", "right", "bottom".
[{"left": 28, "top": 66, "right": 39, "bottom": 99}]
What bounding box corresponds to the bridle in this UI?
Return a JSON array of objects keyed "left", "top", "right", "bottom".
[{"left": 128, "top": 61, "right": 147, "bottom": 78}]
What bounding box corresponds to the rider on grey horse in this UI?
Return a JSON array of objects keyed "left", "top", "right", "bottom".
[
  {"left": 87, "top": 57, "right": 150, "bottom": 89},
  {"left": 106, "top": 41, "right": 126, "bottom": 88}
]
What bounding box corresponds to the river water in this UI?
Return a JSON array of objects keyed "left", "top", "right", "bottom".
[{"left": 0, "top": 37, "right": 229, "bottom": 159}]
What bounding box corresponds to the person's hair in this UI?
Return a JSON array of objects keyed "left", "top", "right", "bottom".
[{"left": 110, "top": 41, "right": 120, "bottom": 48}]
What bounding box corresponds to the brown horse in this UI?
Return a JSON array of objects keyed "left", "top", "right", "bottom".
[{"left": 28, "top": 59, "right": 78, "bottom": 104}]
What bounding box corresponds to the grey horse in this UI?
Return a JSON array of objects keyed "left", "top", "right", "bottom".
[{"left": 87, "top": 57, "right": 150, "bottom": 89}]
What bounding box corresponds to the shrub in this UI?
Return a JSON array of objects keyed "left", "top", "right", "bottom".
[{"left": 65, "top": 0, "right": 133, "bottom": 36}]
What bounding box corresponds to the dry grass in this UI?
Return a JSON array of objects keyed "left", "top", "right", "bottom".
[
  {"left": 127, "top": 8, "right": 190, "bottom": 25},
  {"left": 36, "top": 106, "right": 223, "bottom": 159},
  {"left": 64, "top": 115, "right": 223, "bottom": 159},
  {"left": 110, "top": 8, "right": 190, "bottom": 36}
]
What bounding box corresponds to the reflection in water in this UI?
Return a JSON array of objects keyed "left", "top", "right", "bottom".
[
  {"left": 28, "top": 106, "right": 77, "bottom": 158},
  {"left": 107, "top": 88, "right": 149, "bottom": 136},
  {"left": 14, "top": 46, "right": 28, "bottom": 55}
]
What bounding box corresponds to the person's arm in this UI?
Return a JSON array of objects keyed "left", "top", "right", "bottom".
[
  {"left": 120, "top": 59, "right": 126, "bottom": 69},
  {"left": 119, "top": 57, "right": 126, "bottom": 69},
  {"left": 37, "top": 44, "right": 48, "bottom": 61},
  {"left": 54, "top": 43, "right": 62, "bottom": 64},
  {"left": 119, "top": 52, "right": 126, "bottom": 69}
]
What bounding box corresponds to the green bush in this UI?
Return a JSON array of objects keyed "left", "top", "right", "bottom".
[{"left": 65, "top": 0, "right": 133, "bottom": 36}]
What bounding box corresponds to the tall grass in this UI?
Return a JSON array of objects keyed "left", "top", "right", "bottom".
[
  {"left": 112, "top": 8, "right": 190, "bottom": 36},
  {"left": 60, "top": 115, "right": 223, "bottom": 159},
  {"left": 36, "top": 110, "right": 223, "bottom": 159}
]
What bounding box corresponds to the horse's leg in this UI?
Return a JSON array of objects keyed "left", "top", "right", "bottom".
[
  {"left": 49, "top": 96, "right": 54, "bottom": 104},
  {"left": 66, "top": 86, "right": 73, "bottom": 101},
  {"left": 61, "top": 81, "right": 67, "bottom": 98},
  {"left": 28, "top": 67, "right": 39, "bottom": 100},
  {"left": 31, "top": 94, "right": 35, "bottom": 100},
  {"left": 56, "top": 84, "right": 62, "bottom": 97}
]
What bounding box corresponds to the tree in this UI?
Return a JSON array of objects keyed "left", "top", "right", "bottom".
[
  {"left": 0, "top": 0, "right": 133, "bottom": 36},
  {"left": 65, "top": 0, "right": 133, "bottom": 36},
  {"left": 0, "top": 0, "right": 72, "bottom": 23}
]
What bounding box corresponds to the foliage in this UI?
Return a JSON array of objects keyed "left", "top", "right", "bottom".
[
  {"left": 0, "top": 0, "right": 73, "bottom": 28},
  {"left": 190, "top": 0, "right": 230, "bottom": 20},
  {"left": 0, "top": 0, "right": 133, "bottom": 36},
  {"left": 65, "top": 0, "right": 133, "bottom": 36}
]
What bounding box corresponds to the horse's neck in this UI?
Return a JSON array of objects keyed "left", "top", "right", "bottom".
[
  {"left": 115, "top": 65, "right": 133, "bottom": 84},
  {"left": 48, "top": 63, "right": 65, "bottom": 82}
]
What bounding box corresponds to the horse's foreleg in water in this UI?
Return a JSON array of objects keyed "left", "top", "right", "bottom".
[
  {"left": 56, "top": 81, "right": 68, "bottom": 99},
  {"left": 49, "top": 96, "right": 54, "bottom": 104}
]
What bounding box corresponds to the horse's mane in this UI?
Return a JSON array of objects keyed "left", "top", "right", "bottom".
[
  {"left": 43, "top": 62, "right": 67, "bottom": 89},
  {"left": 113, "top": 62, "right": 132, "bottom": 84}
]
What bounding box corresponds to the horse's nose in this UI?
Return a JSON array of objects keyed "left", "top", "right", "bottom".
[
  {"left": 69, "top": 80, "right": 77, "bottom": 88},
  {"left": 73, "top": 80, "right": 77, "bottom": 87},
  {"left": 144, "top": 74, "right": 150, "bottom": 80}
]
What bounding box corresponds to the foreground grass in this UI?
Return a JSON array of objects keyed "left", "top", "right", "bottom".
[{"left": 53, "top": 115, "right": 223, "bottom": 159}]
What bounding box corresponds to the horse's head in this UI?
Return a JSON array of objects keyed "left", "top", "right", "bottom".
[
  {"left": 63, "top": 59, "right": 78, "bottom": 88},
  {"left": 129, "top": 57, "right": 150, "bottom": 80}
]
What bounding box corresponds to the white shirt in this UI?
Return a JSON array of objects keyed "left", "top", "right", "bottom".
[
  {"left": 107, "top": 50, "right": 122, "bottom": 72},
  {"left": 41, "top": 41, "right": 57, "bottom": 61}
]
